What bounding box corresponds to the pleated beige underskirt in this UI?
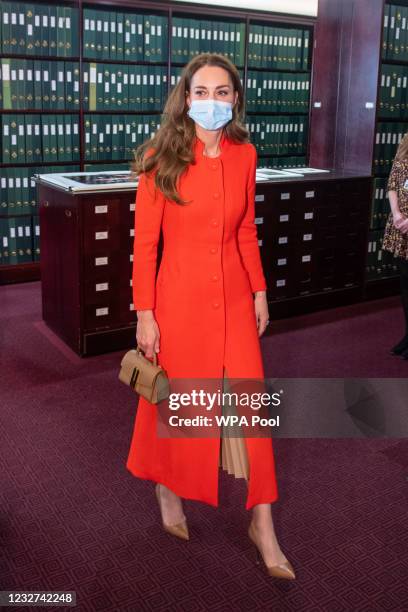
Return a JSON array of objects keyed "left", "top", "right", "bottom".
[{"left": 219, "top": 367, "right": 249, "bottom": 480}]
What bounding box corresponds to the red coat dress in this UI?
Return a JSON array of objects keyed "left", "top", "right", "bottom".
[{"left": 126, "top": 129, "right": 278, "bottom": 509}]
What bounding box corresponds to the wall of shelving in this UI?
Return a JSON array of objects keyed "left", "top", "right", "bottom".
[
  {"left": 308, "top": 0, "right": 405, "bottom": 299},
  {"left": 368, "top": 0, "right": 408, "bottom": 284},
  {"left": 0, "top": 0, "right": 314, "bottom": 282}
]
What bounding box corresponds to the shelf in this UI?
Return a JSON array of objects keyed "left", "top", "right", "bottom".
[{"left": 0, "top": 262, "right": 40, "bottom": 285}]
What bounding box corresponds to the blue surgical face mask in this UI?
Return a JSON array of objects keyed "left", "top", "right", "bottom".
[{"left": 187, "top": 99, "right": 233, "bottom": 131}]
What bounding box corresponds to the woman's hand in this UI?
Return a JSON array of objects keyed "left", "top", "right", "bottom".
[
  {"left": 254, "top": 291, "right": 269, "bottom": 337},
  {"left": 393, "top": 210, "right": 407, "bottom": 230},
  {"left": 136, "top": 310, "right": 160, "bottom": 359},
  {"left": 397, "top": 217, "right": 408, "bottom": 234}
]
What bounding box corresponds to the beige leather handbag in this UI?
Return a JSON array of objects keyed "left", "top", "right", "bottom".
[{"left": 118, "top": 345, "right": 169, "bottom": 404}]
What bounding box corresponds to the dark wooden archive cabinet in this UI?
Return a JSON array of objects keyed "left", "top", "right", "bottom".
[
  {"left": 37, "top": 170, "right": 371, "bottom": 356},
  {"left": 38, "top": 181, "right": 137, "bottom": 356},
  {"left": 256, "top": 172, "right": 372, "bottom": 315}
]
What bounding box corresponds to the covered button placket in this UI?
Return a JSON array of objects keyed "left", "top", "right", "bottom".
[{"left": 206, "top": 154, "right": 225, "bottom": 313}]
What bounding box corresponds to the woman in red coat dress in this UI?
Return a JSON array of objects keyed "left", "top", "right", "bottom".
[{"left": 127, "top": 53, "right": 295, "bottom": 580}]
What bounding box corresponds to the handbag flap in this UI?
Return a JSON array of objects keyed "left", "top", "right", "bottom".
[{"left": 119, "top": 349, "right": 169, "bottom": 402}]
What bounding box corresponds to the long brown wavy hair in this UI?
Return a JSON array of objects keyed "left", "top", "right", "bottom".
[
  {"left": 129, "top": 53, "right": 250, "bottom": 205},
  {"left": 395, "top": 133, "right": 408, "bottom": 161}
]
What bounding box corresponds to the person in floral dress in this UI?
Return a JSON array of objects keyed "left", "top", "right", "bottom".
[{"left": 382, "top": 134, "right": 408, "bottom": 358}]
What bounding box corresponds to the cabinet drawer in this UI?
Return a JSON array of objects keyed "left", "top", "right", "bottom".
[
  {"left": 82, "top": 195, "right": 136, "bottom": 223},
  {"left": 83, "top": 272, "right": 132, "bottom": 297},
  {"left": 312, "top": 247, "right": 337, "bottom": 276},
  {"left": 335, "top": 268, "right": 363, "bottom": 289},
  {"left": 292, "top": 272, "right": 315, "bottom": 297},
  {"left": 84, "top": 298, "right": 122, "bottom": 331},
  {"left": 340, "top": 225, "right": 367, "bottom": 249},
  {"left": 340, "top": 199, "right": 370, "bottom": 224},
  {"left": 266, "top": 274, "right": 293, "bottom": 301},
  {"left": 313, "top": 203, "right": 340, "bottom": 226},
  {"left": 340, "top": 179, "right": 371, "bottom": 198},
  {"left": 82, "top": 198, "right": 122, "bottom": 226},
  {"left": 83, "top": 248, "right": 133, "bottom": 279}
]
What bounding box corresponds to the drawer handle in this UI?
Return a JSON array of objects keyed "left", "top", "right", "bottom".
[
  {"left": 65, "top": 209, "right": 72, "bottom": 218},
  {"left": 42, "top": 200, "right": 49, "bottom": 207}
]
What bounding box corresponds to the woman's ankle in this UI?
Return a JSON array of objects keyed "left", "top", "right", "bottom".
[
  {"left": 158, "top": 483, "right": 181, "bottom": 502},
  {"left": 251, "top": 503, "right": 274, "bottom": 529}
]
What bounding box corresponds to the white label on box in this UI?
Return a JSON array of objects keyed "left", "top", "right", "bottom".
[
  {"left": 95, "top": 231, "right": 108, "bottom": 240},
  {"left": 129, "top": 303, "right": 135, "bottom": 311},
  {"left": 95, "top": 256, "right": 108, "bottom": 266},
  {"left": 130, "top": 203, "right": 135, "bottom": 211},
  {"left": 130, "top": 228, "right": 134, "bottom": 236},
  {"left": 304, "top": 212, "right": 314, "bottom": 220},
  {"left": 280, "top": 193, "right": 290, "bottom": 200},
  {"left": 254, "top": 217, "right": 264, "bottom": 224},
  {"left": 303, "top": 234, "right": 312, "bottom": 241},
  {"left": 277, "top": 258, "right": 287, "bottom": 266},
  {"left": 278, "top": 236, "right": 288, "bottom": 244},
  {"left": 95, "top": 204, "right": 107, "bottom": 214},
  {"left": 276, "top": 279, "right": 286, "bottom": 287},
  {"left": 279, "top": 214, "right": 289, "bottom": 222},
  {"left": 305, "top": 190, "right": 315, "bottom": 198},
  {"left": 255, "top": 194, "right": 265, "bottom": 202},
  {"left": 258, "top": 239, "right": 263, "bottom": 246},
  {"left": 130, "top": 279, "right": 132, "bottom": 287},
  {"left": 130, "top": 254, "right": 133, "bottom": 262},
  {"left": 302, "top": 254, "right": 311, "bottom": 263},
  {"left": 96, "top": 307, "right": 109, "bottom": 316},
  {"left": 96, "top": 282, "right": 108, "bottom": 291}
]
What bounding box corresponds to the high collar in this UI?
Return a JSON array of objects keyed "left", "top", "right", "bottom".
[{"left": 193, "top": 129, "right": 231, "bottom": 159}]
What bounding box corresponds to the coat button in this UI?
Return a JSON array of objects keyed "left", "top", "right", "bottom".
[
  {"left": 211, "top": 274, "right": 219, "bottom": 281},
  {"left": 212, "top": 301, "right": 220, "bottom": 309},
  {"left": 209, "top": 247, "right": 217, "bottom": 254},
  {"left": 213, "top": 192, "right": 221, "bottom": 199},
  {"left": 210, "top": 219, "right": 219, "bottom": 227}
]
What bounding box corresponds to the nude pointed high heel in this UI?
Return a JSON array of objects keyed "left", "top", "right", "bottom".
[
  {"left": 248, "top": 521, "right": 296, "bottom": 580},
  {"left": 155, "top": 483, "right": 189, "bottom": 541}
]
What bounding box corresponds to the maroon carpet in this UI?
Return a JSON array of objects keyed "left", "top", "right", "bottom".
[{"left": 1, "top": 281, "right": 407, "bottom": 611}]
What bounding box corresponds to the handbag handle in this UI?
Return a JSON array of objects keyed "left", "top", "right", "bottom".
[{"left": 136, "top": 344, "right": 158, "bottom": 367}]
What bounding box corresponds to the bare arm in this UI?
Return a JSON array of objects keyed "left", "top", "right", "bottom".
[{"left": 388, "top": 190, "right": 401, "bottom": 218}]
